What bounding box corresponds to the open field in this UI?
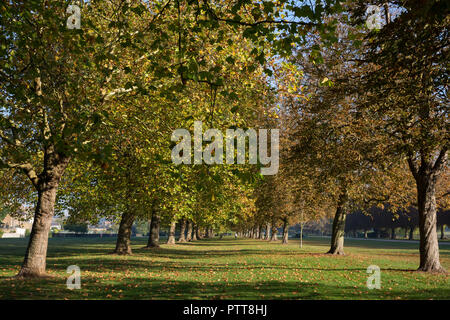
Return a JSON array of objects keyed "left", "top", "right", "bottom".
[{"left": 0, "top": 237, "right": 449, "bottom": 300}]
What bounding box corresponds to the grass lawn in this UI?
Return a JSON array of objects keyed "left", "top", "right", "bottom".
[{"left": 0, "top": 236, "right": 449, "bottom": 300}]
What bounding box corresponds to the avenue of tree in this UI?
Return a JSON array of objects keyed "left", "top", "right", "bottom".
[{"left": 0, "top": 0, "right": 448, "bottom": 278}]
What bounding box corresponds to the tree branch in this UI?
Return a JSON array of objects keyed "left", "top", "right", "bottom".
[
  {"left": 432, "top": 147, "right": 448, "bottom": 176},
  {"left": 0, "top": 131, "right": 21, "bottom": 147},
  {"left": 0, "top": 160, "right": 39, "bottom": 188},
  {"left": 407, "top": 157, "right": 419, "bottom": 180}
]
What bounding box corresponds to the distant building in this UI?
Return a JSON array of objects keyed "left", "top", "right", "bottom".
[
  {"left": 1, "top": 214, "right": 33, "bottom": 231},
  {"left": 1, "top": 214, "right": 32, "bottom": 238}
]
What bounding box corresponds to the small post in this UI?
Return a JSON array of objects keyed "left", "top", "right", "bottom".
[{"left": 300, "top": 211, "right": 303, "bottom": 248}]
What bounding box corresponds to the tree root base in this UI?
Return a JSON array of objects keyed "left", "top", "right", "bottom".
[
  {"left": 15, "top": 270, "right": 55, "bottom": 279},
  {"left": 416, "top": 266, "right": 447, "bottom": 274},
  {"left": 326, "top": 250, "right": 345, "bottom": 255}
]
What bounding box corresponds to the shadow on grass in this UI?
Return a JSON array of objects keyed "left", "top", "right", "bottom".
[
  {"left": 1, "top": 274, "right": 448, "bottom": 300},
  {"left": 1, "top": 237, "right": 449, "bottom": 299}
]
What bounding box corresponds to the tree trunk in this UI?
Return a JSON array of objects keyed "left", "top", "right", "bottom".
[
  {"left": 391, "top": 228, "right": 396, "bottom": 240},
  {"left": 18, "top": 155, "right": 69, "bottom": 278},
  {"left": 404, "top": 227, "right": 408, "bottom": 239},
  {"left": 196, "top": 226, "right": 203, "bottom": 239},
  {"left": 192, "top": 224, "right": 198, "bottom": 241},
  {"left": 415, "top": 172, "right": 445, "bottom": 272},
  {"left": 409, "top": 227, "right": 414, "bottom": 240},
  {"left": 282, "top": 220, "right": 289, "bottom": 244},
  {"left": 270, "top": 224, "right": 278, "bottom": 241},
  {"left": 265, "top": 222, "right": 271, "bottom": 240},
  {"left": 327, "top": 193, "right": 347, "bottom": 255},
  {"left": 113, "top": 211, "right": 135, "bottom": 254},
  {"left": 146, "top": 211, "right": 160, "bottom": 248},
  {"left": 364, "top": 229, "right": 368, "bottom": 239},
  {"left": 440, "top": 224, "right": 445, "bottom": 240},
  {"left": 178, "top": 219, "right": 187, "bottom": 242},
  {"left": 186, "top": 220, "right": 193, "bottom": 241},
  {"left": 258, "top": 225, "right": 264, "bottom": 239},
  {"left": 167, "top": 220, "right": 176, "bottom": 245},
  {"left": 18, "top": 186, "right": 57, "bottom": 277}
]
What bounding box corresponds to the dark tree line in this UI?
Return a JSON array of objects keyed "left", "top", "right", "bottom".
[{"left": 345, "top": 207, "right": 450, "bottom": 240}]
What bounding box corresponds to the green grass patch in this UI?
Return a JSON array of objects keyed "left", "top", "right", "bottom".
[{"left": 0, "top": 236, "right": 448, "bottom": 299}]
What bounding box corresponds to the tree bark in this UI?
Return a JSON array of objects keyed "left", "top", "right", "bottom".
[
  {"left": 196, "top": 226, "right": 203, "bottom": 240},
  {"left": 192, "top": 224, "right": 198, "bottom": 241},
  {"left": 167, "top": 220, "right": 176, "bottom": 245},
  {"left": 258, "top": 225, "right": 264, "bottom": 239},
  {"left": 282, "top": 219, "right": 289, "bottom": 244},
  {"left": 327, "top": 192, "right": 347, "bottom": 255},
  {"left": 146, "top": 210, "right": 160, "bottom": 248},
  {"left": 178, "top": 219, "right": 187, "bottom": 242},
  {"left": 265, "top": 222, "right": 271, "bottom": 240},
  {"left": 440, "top": 224, "right": 445, "bottom": 240},
  {"left": 113, "top": 211, "right": 135, "bottom": 254},
  {"left": 17, "top": 154, "right": 69, "bottom": 278},
  {"left": 270, "top": 224, "right": 278, "bottom": 241},
  {"left": 415, "top": 171, "right": 445, "bottom": 272},
  {"left": 186, "top": 220, "right": 193, "bottom": 241}
]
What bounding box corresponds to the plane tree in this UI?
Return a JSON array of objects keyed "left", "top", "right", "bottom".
[
  {"left": 350, "top": 0, "right": 449, "bottom": 271},
  {"left": 0, "top": 0, "right": 161, "bottom": 277}
]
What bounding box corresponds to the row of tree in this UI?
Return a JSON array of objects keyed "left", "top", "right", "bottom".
[
  {"left": 0, "top": 0, "right": 448, "bottom": 278},
  {"left": 236, "top": 0, "right": 449, "bottom": 272},
  {"left": 345, "top": 208, "right": 450, "bottom": 240},
  {"left": 0, "top": 0, "right": 344, "bottom": 278}
]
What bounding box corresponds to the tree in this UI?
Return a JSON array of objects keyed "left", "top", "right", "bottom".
[
  {"left": 282, "top": 9, "right": 417, "bottom": 254},
  {"left": 63, "top": 223, "right": 88, "bottom": 234},
  {"left": 0, "top": 1, "right": 145, "bottom": 277},
  {"left": 0, "top": 0, "right": 345, "bottom": 277},
  {"left": 352, "top": 0, "right": 449, "bottom": 272}
]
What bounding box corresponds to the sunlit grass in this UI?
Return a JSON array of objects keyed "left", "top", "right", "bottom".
[{"left": 0, "top": 236, "right": 448, "bottom": 299}]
